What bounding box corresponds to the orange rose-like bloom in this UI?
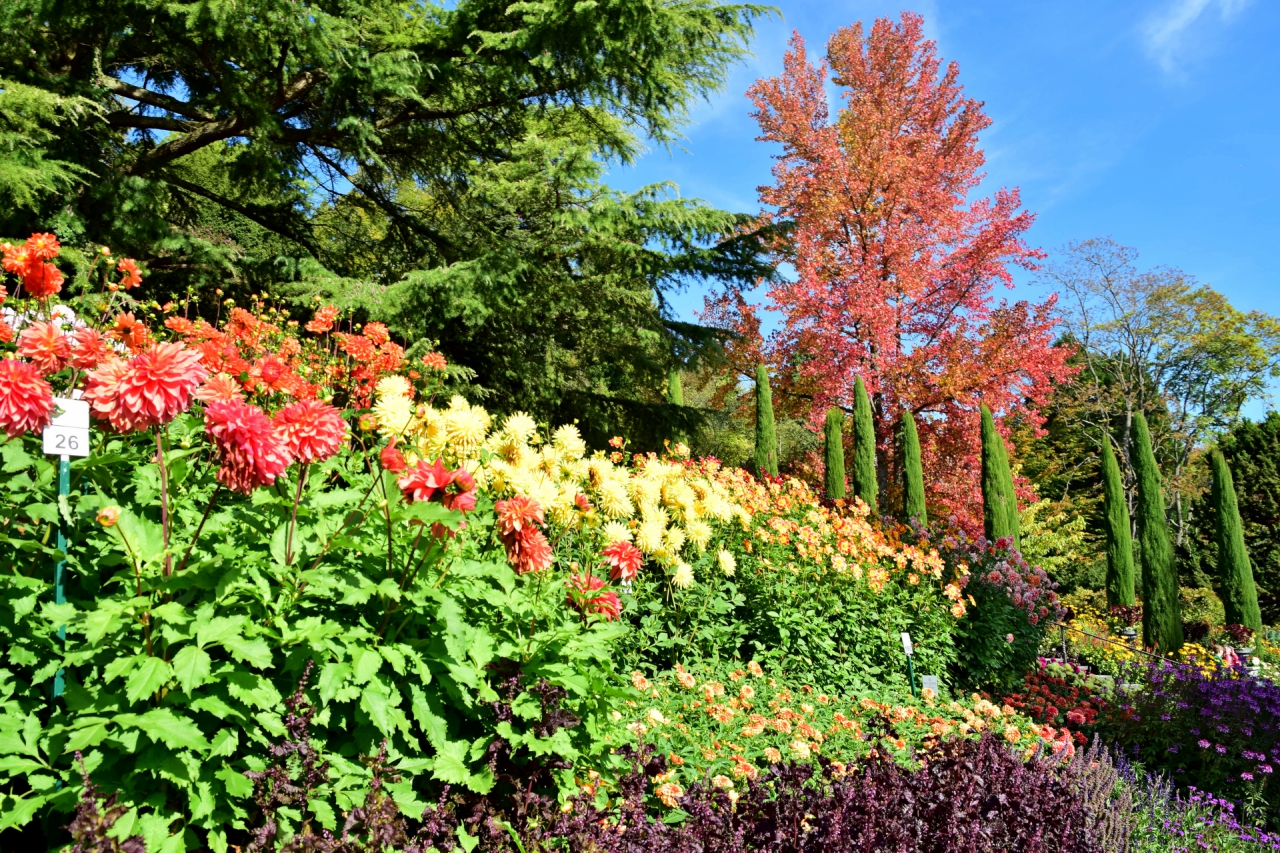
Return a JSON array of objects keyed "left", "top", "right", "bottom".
[
  {"left": 421, "top": 352, "right": 447, "bottom": 371},
  {"left": 69, "top": 328, "right": 112, "bottom": 371},
  {"left": 272, "top": 399, "right": 347, "bottom": 464},
  {"left": 194, "top": 374, "right": 244, "bottom": 405},
  {"left": 205, "top": 399, "right": 293, "bottom": 494},
  {"left": 0, "top": 359, "right": 54, "bottom": 438},
  {"left": 84, "top": 342, "right": 208, "bottom": 432},
  {"left": 17, "top": 321, "right": 70, "bottom": 375}
]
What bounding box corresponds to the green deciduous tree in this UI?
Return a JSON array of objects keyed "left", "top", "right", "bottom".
[
  {"left": 980, "top": 405, "right": 1019, "bottom": 546},
  {"left": 1041, "top": 238, "right": 1280, "bottom": 546},
  {"left": 824, "top": 407, "right": 846, "bottom": 500},
  {"left": 852, "top": 378, "right": 878, "bottom": 514},
  {"left": 755, "top": 365, "right": 778, "bottom": 477},
  {"left": 1132, "top": 412, "right": 1183, "bottom": 652},
  {"left": 1209, "top": 450, "right": 1263, "bottom": 632},
  {"left": 901, "top": 411, "right": 927, "bottom": 525},
  {"left": 1101, "top": 438, "right": 1136, "bottom": 607}
]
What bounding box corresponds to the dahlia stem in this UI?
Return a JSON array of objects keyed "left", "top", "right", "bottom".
[
  {"left": 285, "top": 464, "right": 308, "bottom": 567},
  {"left": 176, "top": 486, "right": 221, "bottom": 575},
  {"left": 155, "top": 429, "right": 172, "bottom": 577}
]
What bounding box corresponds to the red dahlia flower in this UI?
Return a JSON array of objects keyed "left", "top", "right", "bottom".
[
  {"left": 602, "top": 540, "right": 643, "bottom": 583},
  {"left": 272, "top": 399, "right": 347, "bottom": 464},
  {"left": 205, "top": 399, "right": 293, "bottom": 493},
  {"left": 398, "top": 458, "right": 454, "bottom": 503},
  {"left": 0, "top": 359, "right": 54, "bottom": 438},
  {"left": 379, "top": 437, "right": 407, "bottom": 472},
  {"left": 17, "top": 321, "right": 70, "bottom": 375},
  {"left": 565, "top": 572, "right": 621, "bottom": 621},
  {"left": 508, "top": 527, "right": 553, "bottom": 575},
  {"left": 21, "top": 261, "right": 63, "bottom": 300},
  {"left": 442, "top": 468, "right": 477, "bottom": 512},
  {"left": 0, "top": 320, "right": 14, "bottom": 344},
  {"left": 85, "top": 342, "right": 208, "bottom": 432}
]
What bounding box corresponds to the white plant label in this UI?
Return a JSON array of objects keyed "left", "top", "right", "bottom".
[
  {"left": 42, "top": 398, "right": 90, "bottom": 458},
  {"left": 921, "top": 675, "right": 939, "bottom": 693},
  {"left": 900, "top": 631, "right": 914, "bottom": 656}
]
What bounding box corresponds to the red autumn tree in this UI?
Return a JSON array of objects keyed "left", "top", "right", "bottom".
[{"left": 716, "top": 12, "right": 1073, "bottom": 525}]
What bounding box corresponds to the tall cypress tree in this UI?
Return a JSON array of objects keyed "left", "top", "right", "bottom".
[
  {"left": 851, "top": 378, "right": 878, "bottom": 514},
  {"left": 980, "top": 405, "right": 1018, "bottom": 545},
  {"left": 824, "top": 408, "right": 847, "bottom": 500},
  {"left": 901, "top": 411, "right": 927, "bottom": 525},
  {"left": 667, "top": 369, "right": 684, "bottom": 406},
  {"left": 1100, "top": 438, "right": 1136, "bottom": 608},
  {"left": 1131, "top": 412, "right": 1183, "bottom": 652},
  {"left": 754, "top": 365, "right": 778, "bottom": 478},
  {"left": 1210, "top": 450, "right": 1263, "bottom": 632}
]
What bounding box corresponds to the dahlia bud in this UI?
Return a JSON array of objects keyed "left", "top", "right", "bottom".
[
  {"left": 97, "top": 507, "right": 120, "bottom": 527},
  {"left": 100, "top": 247, "right": 111, "bottom": 256},
  {"left": 359, "top": 413, "right": 377, "bottom": 432},
  {"left": 108, "top": 283, "right": 119, "bottom": 292}
]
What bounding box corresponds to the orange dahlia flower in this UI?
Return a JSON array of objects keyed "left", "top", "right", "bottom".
[
  {"left": 69, "top": 327, "right": 112, "bottom": 371},
  {"left": 305, "top": 305, "right": 339, "bottom": 334},
  {"left": 272, "top": 399, "right": 347, "bottom": 464},
  {"left": 0, "top": 359, "right": 54, "bottom": 438},
  {"left": 17, "top": 321, "right": 70, "bottom": 375},
  {"left": 194, "top": 374, "right": 244, "bottom": 405},
  {"left": 84, "top": 342, "right": 208, "bottom": 432},
  {"left": 602, "top": 540, "right": 643, "bottom": 583},
  {"left": 21, "top": 262, "right": 63, "bottom": 300}
]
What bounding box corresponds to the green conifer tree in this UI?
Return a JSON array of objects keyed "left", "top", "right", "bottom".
[
  {"left": 901, "top": 411, "right": 927, "bottom": 525},
  {"left": 754, "top": 365, "right": 778, "bottom": 478},
  {"left": 1131, "top": 412, "right": 1183, "bottom": 652},
  {"left": 980, "top": 405, "right": 1019, "bottom": 545},
  {"left": 1100, "top": 438, "right": 1136, "bottom": 608},
  {"left": 1210, "top": 449, "right": 1263, "bottom": 632},
  {"left": 852, "top": 378, "right": 878, "bottom": 514},
  {"left": 824, "top": 407, "right": 847, "bottom": 500},
  {"left": 667, "top": 369, "right": 684, "bottom": 407}
]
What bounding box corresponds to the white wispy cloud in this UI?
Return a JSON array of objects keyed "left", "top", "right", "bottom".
[{"left": 1142, "top": 0, "right": 1252, "bottom": 74}]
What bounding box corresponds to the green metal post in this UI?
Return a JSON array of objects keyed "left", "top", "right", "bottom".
[
  {"left": 906, "top": 654, "right": 917, "bottom": 698},
  {"left": 52, "top": 456, "right": 68, "bottom": 700}
]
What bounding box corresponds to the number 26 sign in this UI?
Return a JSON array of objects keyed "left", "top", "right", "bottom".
[{"left": 42, "top": 398, "right": 90, "bottom": 458}]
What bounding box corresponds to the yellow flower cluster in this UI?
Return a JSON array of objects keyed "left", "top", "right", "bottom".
[{"left": 371, "top": 384, "right": 744, "bottom": 585}]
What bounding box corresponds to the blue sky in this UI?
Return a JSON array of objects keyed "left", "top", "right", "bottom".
[{"left": 607, "top": 0, "right": 1280, "bottom": 344}]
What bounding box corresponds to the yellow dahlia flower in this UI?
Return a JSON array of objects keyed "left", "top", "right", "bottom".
[
  {"left": 596, "top": 479, "right": 634, "bottom": 519},
  {"left": 375, "top": 375, "right": 413, "bottom": 401},
  {"left": 686, "top": 519, "right": 712, "bottom": 552},
  {"left": 602, "top": 520, "right": 632, "bottom": 543},
  {"left": 373, "top": 393, "right": 415, "bottom": 438},
  {"left": 718, "top": 549, "right": 736, "bottom": 576},
  {"left": 552, "top": 424, "right": 586, "bottom": 460},
  {"left": 672, "top": 562, "right": 695, "bottom": 589}
]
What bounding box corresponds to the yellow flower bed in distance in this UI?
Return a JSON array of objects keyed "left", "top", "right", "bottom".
[
  {"left": 594, "top": 661, "right": 1067, "bottom": 804},
  {"left": 370, "top": 377, "right": 966, "bottom": 614}
]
